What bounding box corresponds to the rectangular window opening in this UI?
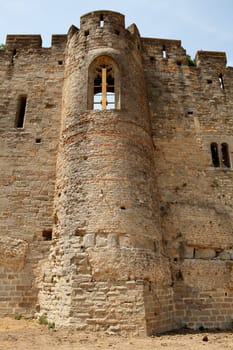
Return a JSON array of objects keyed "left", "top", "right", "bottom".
[
  {"left": 11, "top": 48, "right": 17, "bottom": 64},
  {"left": 210, "top": 142, "right": 231, "bottom": 169},
  {"left": 219, "top": 74, "right": 224, "bottom": 89},
  {"left": 221, "top": 143, "right": 231, "bottom": 168},
  {"left": 42, "top": 229, "right": 52, "bottom": 241},
  {"left": 15, "top": 96, "right": 27, "bottom": 128},
  {"left": 100, "top": 14, "right": 104, "bottom": 28},
  {"left": 94, "top": 92, "right": 102, "bottom": 110},
  {"left": 162, "top": 46, "right": 167, "bottom": 59},
  {"left": 106, "top": 92, "right": 115, "bottom": 109},
  {"left": 211, "top": 143, "right": 220, "bottom": 168}
]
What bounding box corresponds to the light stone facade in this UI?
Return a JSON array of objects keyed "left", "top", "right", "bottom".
[{"left": 1, "top": 10, "right": 233, "bottom": 335}]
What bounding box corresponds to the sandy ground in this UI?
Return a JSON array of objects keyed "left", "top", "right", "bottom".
[{"left": 0, "top": 318, "right": 233, "bottom": 350}]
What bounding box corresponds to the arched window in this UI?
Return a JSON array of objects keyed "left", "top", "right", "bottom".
[
  {"left": 88, "top": 56, "right": 120, "bottom": 110},
  {"left": 210, "top": 142, "right": 220, "bottom": 168},
  {"left": 221, "top": 143, "right": 231, "bottom": 168}
]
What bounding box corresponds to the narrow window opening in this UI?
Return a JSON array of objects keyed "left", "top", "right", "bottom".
[
  {"left": 15, "top": 96, "right": 27, "bottom": 128},
  {"left": 100, "top": 14, "right": 104, "bottom": 28},
  {"left": 58, "top": 60, "right": 63, "bottom": 65},
  {"left": 194, "top": 248, "right": 196, "bottom": 258},
  {"left": 219, "top": 74, "right": 224, "bottom": 89},
  {"left": 42, "top": 229, "right": 52, "bottom": 241},
  {"left": 11, "top": 48, "right": 17, "bottom": 63},
  {"left": 84, "top": 30, "right": 89, "bottom": 37},
  {"left": 221, "top": 143, "right": 231, "bottom": 168},
  {"left": 162, "top": 46, "right": 167, "bottom": 59},
  {"left": 35, "top": 138, "right": 41, "bottom": 144},
  {"left": 211, "top": 142, "right": 220, "bottom": 168},
  {"left": 207, "top": 79, "right": 212, "bottom": 84},
  {"left": 115, "top": 29, "right": 120, "bottom": 36}
]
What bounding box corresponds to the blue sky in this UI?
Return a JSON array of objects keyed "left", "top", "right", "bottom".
[{"left": 1, "top": 0, "right": 233, "bottom": 65}]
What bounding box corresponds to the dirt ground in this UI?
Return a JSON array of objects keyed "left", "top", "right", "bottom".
[{"left": 1, "top": 318, "right": 233, "bottom": 350}]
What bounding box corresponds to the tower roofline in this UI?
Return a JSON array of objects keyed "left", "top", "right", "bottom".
[{"left": 81, "top": 9, "right": 125, "bottom": 19}]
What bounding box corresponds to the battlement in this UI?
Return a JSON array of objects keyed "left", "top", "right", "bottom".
[
  {"left": 4, "top": 34, "right": 67, "bottom": 50},
  {"left": 51, "top": 34, "right": 67, "bottom": 47},
  {"left": 6, "top": 35, "right": 42, "bottom": 49},
  {"left": 195, "top": 50, "right": 227, "bottom": 68},
  {"left": 142, "top": 37, "right": 187, "bottom": 64},
  {"left": 142, "top": 37, "right": 182, "bottom": 47}
]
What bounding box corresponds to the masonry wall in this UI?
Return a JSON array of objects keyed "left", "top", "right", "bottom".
[
  {"left": 38, "top": 11, "right": 175, "bottom": 335},
  {"left": 1, "top": 9, "right": 233, "bottom": 334},
  {"left": 142, "top": 38, "right": 233, "bottom": 329},
  {"left": 0, "top": 35, "right": 66, "bottom": 316}
]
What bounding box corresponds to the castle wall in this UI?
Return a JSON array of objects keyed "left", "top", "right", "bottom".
[
  {"left": 1, "top": 10, "right": 233, "bottom": 333},
  {"left": 142, "top": 38, "right": 233, "bottom": 329},
  {"left": 0, "top": 35, "right": 66, "bottom": 316}
]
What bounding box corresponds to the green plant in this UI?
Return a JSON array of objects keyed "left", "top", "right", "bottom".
[
  {"left": 0, "top": 44, "right": 5, "bottom": 50},
  {"left": 38, "top": 314, "right": 55, "bottom": 329},
  {"left": 48, "top": 321, "right": 55, "bottom": 329},
  {"left": 176, "top": 269, "right": 184, "bottom": 281},
  {"left": 186, "top": 55, "right": 196, "bottom": 67},
  {"left": 38, "top": 314, "right": 48, "bottom": 325},
  {"left": 15, "top": 314, "right": 22, "bottom": 320}
]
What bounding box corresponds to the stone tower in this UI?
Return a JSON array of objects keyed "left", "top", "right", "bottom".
[{"left": 39, "top": 11, "right": 173, "bottom": 334}]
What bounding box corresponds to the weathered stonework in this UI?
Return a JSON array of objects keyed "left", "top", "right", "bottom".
[{"left": 1, "top": 10, "right": 233, "bottom": 335}]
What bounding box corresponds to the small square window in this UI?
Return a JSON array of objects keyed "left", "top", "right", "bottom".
[{"left": 42, "top": 229, "right": 52, "bottom": 241}]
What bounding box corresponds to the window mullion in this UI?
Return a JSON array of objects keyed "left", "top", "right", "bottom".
[{"left": 102, "top": 68, "right": 107, "bottom": 110}]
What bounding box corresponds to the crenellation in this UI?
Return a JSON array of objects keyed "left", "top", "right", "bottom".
[
  {"left": 196, "top": 50, "right": 227, "bottom": 69},
  {"left": 6, "top": 35, "right": 42, "bottom": 49},
  {"left": 51, "top": 34, "right": 67, "bottom": 48}
]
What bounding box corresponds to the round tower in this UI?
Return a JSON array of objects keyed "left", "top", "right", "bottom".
[{"left": 39, "top": 11, "right": 173, "bottom": 335}]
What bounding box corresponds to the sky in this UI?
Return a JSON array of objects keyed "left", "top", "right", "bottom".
[{"left": 1, "top": 0, "right": 233, "bottom": 65}]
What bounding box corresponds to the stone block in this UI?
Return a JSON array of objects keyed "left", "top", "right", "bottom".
[
  {"left": 219, "top": 251, "right": 231, "bottom": 260},
  {"left": 195, "top": 249, "right": 216, "bottom": 259},
  {"left": 83, "top": 234, "right": 95, "bottom": 248},
  {"left": 119, "top": 235, "right": 131, "bottom": 248},
  {"left": 96, "top": 234, "right": 108, "bottom": 248},
  {"left": 108, "top": 234, "right": 118, "bottom": 247},
  {"left": 184, "top": 246, "right": 194, "bottom": 259}
]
